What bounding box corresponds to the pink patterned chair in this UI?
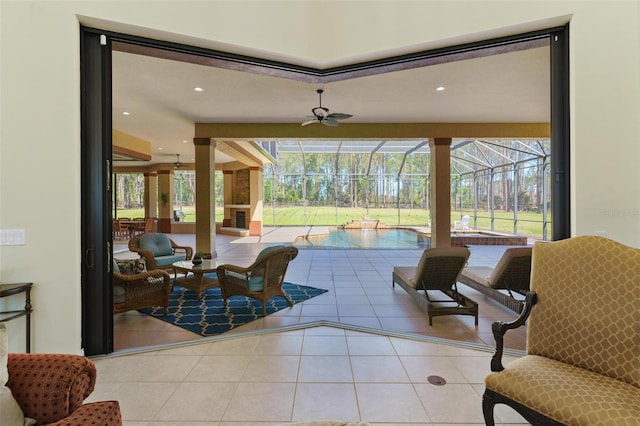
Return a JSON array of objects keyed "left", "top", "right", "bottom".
[{"left": 6, "top": 353, "right": 122, "bottom": 425}]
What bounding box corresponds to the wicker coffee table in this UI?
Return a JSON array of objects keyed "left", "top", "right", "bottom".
[{"left": 172, "top": 260, "right": 220, "bottom": 299}]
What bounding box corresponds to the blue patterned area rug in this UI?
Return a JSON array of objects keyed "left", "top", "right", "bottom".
[{"left": 139, "top": 282, "right": 328, "bottom": 336}]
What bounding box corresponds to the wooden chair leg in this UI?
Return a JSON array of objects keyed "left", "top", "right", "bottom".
[{"left": 482, "top": 391, "right": 497, "bottom": 426}]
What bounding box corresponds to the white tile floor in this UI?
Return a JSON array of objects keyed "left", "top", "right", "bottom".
[
  {"left": 90, "top": 325, "right": 529, "bottom": 425},
  {"left": 106, "top": 227, "right": 532, "bottom": 425}
]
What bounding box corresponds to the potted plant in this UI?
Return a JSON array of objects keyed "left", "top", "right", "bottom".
[{"left": 192, "top": 250, "right": 204, "bottom": 265}]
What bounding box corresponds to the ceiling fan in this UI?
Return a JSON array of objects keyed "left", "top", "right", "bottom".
[{"left": 301, "top": 89, "right": 353, "bottom": 127}]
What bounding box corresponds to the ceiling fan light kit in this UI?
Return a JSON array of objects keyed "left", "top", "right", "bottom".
[{"left": 301, "top": 89, "right": 353, "bottom": 127}]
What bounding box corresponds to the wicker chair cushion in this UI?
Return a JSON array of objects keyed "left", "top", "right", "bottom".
[
  {"left": 527, "top": 236, "right": 640, "bottom": 386},
  {"left": 115, "top": 258, "right": 146, "bottom": 275},
  {"left": 485, "top": 355, "right": 640, "bottom": 425},
  {"left": 139, "top": 233, "right": 173, "bottom": 256},
  {"left": 113, "top": 284, "right": 126, "bottom": 304},
  {"left": 154, "top": 254, "right": 187, "bottom": 267},
  {"left": 248, "top": 276, "right": 264, "bottom": 291}
]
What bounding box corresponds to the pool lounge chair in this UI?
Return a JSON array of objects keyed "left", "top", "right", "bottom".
[
  {"left": 457, "top": 246, "right": 532, "bottom": 313},
  {"left": 392, "top": 247, "right": 478, "bottom": 325}
]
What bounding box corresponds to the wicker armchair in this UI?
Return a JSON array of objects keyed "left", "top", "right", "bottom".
[
  {"left": 6, "top": 353, "right": 122, "bottom": 425},
  {"left": 217, "top": 245, "right": 299, "bottom": 316},
  {"left": 113, "top": 266, "right": 171, "bottom": 315},
  {"left": 128, "top": 232, "right": 193, "bottom": 271}
]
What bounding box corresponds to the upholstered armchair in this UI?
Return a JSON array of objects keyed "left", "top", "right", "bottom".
[
  {"left": 217, "top": 245, "right": 299, "bottom": 316},
  {"left": 482, "top": 236, "right": 640, "bottom": 425},
  {"left": 6, "top": 353, "right": 122, "bottom": 425},
  {"left": 128, "top": 233, "right": 193, "bottom": 271}
]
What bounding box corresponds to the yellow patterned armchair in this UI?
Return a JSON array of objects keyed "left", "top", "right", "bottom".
[{"left": 483, "top": 235, "right": 640, "bottom": 425}]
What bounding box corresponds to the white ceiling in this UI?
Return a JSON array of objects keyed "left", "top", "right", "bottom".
[{"left": 112, "top": 43, "right": 549, "bottom": 166}]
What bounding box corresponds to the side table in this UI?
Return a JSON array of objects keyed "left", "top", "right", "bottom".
[
  {"left": 172, "top": 260, "right": 219, "bottom": 300},
  {"left": 0, "top": 282, "right": 33, "bottom": 352}
]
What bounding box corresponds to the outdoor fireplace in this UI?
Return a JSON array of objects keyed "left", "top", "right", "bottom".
[{"left": 235, "top": 211, "right": 246, "bottom": 229}]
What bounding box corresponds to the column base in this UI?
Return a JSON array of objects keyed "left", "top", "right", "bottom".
[
  {"left": 158, "top": 218, "right": 172, "bottom": 233},
  {"left": 249, "top": 220, "right": 262, "bottom": 236}
]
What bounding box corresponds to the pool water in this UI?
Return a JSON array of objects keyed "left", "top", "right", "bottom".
[{"left": 294, "top": 228, "right": 426, "bottom": 249}]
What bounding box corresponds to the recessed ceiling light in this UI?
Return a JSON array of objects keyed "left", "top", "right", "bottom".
[
  {"left": 182, "top": 140, "right": 188, "bottom": 143},
  {"left": 158, "top": 147, "right": 164, "bottom": 151},
  {"left": 122, "top": 111, "right": 130, "bottom": 115},
  {"left": 436, "top": 86, "right": 446, "bottom": 92},
  {"left": 194, "top": 87, "right": 203, "bottom": 92}
]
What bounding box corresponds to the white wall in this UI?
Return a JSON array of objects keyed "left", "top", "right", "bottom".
[{"left": 1, "top": 0, "right": 638, "bottom": 353}]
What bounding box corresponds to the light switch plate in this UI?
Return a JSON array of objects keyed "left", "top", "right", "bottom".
[{"left": 0, "top": 229, "right": 26, "bottom": 245}]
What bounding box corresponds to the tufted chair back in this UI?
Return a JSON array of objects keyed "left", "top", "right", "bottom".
[{"left": 527, "top": 235, "right": 640, "bottom": 387}]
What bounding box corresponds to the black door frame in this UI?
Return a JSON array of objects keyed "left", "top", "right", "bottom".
[
  {"left": 80, "top": 29, "right": 114, "bottom": 355},
  {"left": 80, "top": 24, "right": 570, "bottom": 355}
]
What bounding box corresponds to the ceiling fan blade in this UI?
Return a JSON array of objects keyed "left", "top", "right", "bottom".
[
  {"left": 322, "top": 117, "right": 340, "bottom": 126},
  {"left": 301, "top": 119, "right": 318, "bottom": 126},
  {"left": 327, "top": 113, "right": 353, "bottom": 120}
]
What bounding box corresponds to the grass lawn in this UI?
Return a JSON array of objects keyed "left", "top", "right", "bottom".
[{"left": 116, "top": 205, "right": 548, "bottom": 238}]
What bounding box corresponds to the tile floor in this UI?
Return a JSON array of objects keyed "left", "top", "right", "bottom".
[
  {"left": 90, "top": 325, "right": 528, "bottom": 425},
  {"left": 105, "top": 227, "right": 532, "bottom": 425}
]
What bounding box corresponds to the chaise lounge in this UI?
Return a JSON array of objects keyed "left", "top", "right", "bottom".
[
  {"left": 392, "top": 247, "right": 478, "bottom": 325},
  {"left": 457, "top": 246, "right": 532, "bottom": 313}
]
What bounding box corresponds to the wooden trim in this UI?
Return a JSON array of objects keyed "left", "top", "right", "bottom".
[
  {"left": 112, "top": 145, "right": 151, "bottom": 161},
  {"left": 102, "top": 27, "right": 558, "bottom": 85},
  {"left": 433, "top": 137, "right": 453, "bottom": 146},
  {"left": 193, "top": 137, "right": 215, "bottom": 146},
  {"left": 195, "top": 122, "right": 549, "bottom": 139}
]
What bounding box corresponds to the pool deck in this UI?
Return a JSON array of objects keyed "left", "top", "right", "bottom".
[{"left": 114, "top": 226, "right": 530, "bottom": 353}]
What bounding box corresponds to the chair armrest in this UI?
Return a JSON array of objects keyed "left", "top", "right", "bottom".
[
  {"left": 171, "top": 242, "right": 193, "bottom": 260},
  {"left": 7, "top": 353, "right": 96, "bottom": 424},
  {"left": 217, "top": 263, "right": 250, "bottom": 275},
  {"left": 490, "top": 291, "right": 537, "bottom": 372},
  {"left": 114, "top": 269, "right": 171, "bottom": 283},
  {"left": 47, "top": 400, "right": 122, "bottom": 426},
  {"left": 127, "top": 247, "right": 156, "bottom": 269}
]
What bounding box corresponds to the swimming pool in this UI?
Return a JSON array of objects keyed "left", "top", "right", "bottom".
[{"left": 293, "top": 228, "right": 427, "bottom": 249}]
